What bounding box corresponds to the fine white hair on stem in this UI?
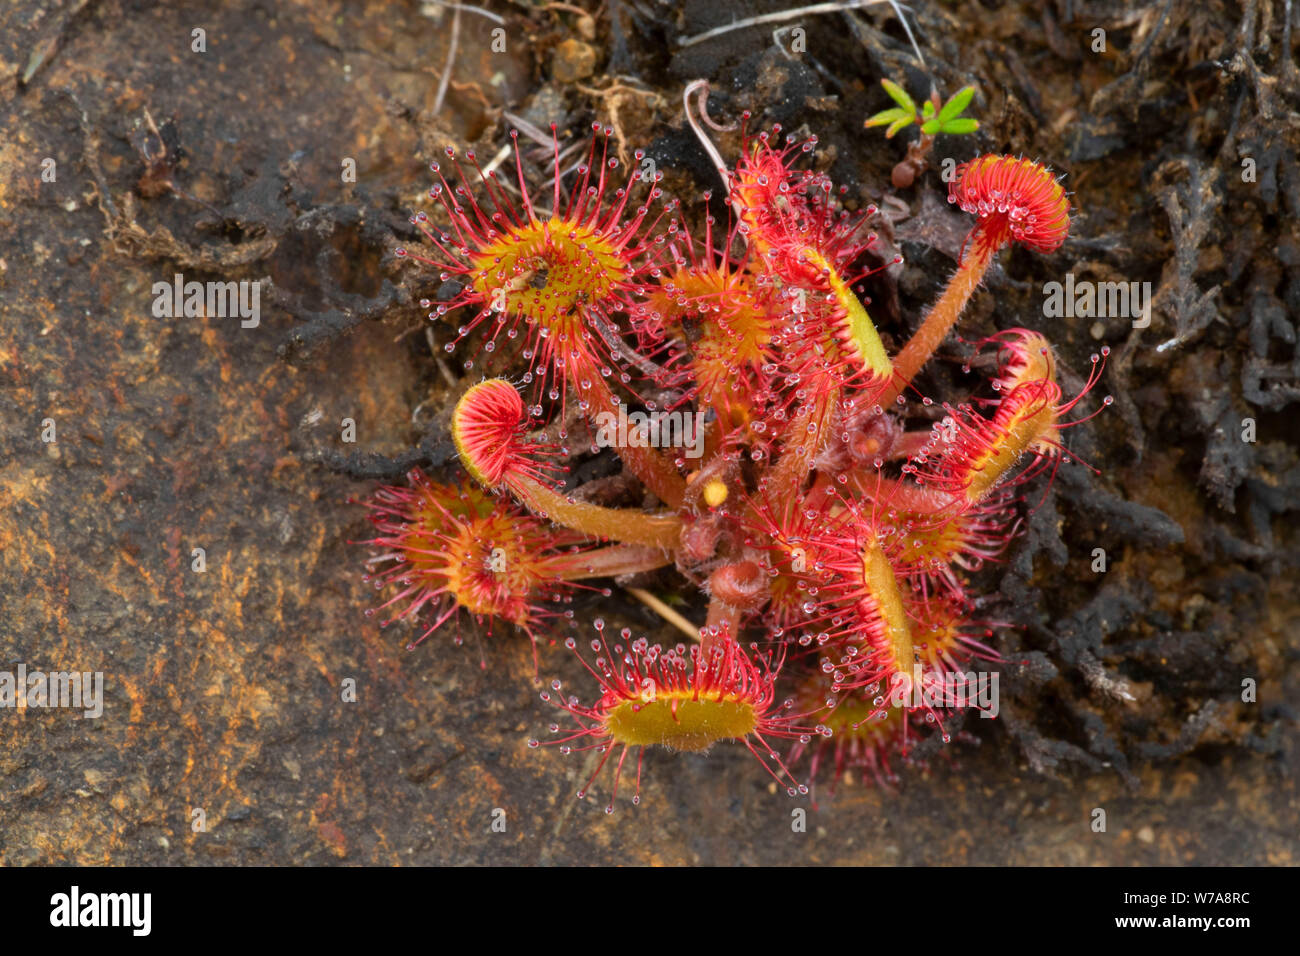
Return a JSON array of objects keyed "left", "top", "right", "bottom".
[
  {"left": 432, "top": 5, "right": 461, "bottom": 117},
  {"left": 419, "top": 0, "right": 506, "bottom": 26},
  {"left": 677, "top": 0, "right": 925, "bottom": 67}
]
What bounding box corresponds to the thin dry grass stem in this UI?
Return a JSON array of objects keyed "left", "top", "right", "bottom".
[
  {"left": 682, "top": 80, "right": 733, "bottom": 201},
  {"left": 432, "top": 6, "right": 462, "bottom": 118},
  {"left": 678, "top": 0, "right": 924, "bottom": 66},
  {"left": 420, "top": 0, "right": 506, "bottom": 26},
  {"left": 625, "top": 587, "right": 703, "bottom": 642},
  {"left": 575, "top": 79, "right": 665, "bottom": 166}
]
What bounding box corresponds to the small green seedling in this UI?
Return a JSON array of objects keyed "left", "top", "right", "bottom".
[{"left": 865, "top": 80, "right": 980, "bottom": 187}]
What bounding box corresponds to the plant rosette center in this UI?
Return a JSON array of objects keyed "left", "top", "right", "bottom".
[{"left": 471, "top": 217, "right": 629, "bottom": 323}]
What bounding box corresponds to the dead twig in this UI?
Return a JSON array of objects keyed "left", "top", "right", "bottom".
[
  {"left": 574, "top": 79, "right": 665, "bottom": 165},
  {"left": 418, "top": 0, "right": 505, "bottom": 26},
  {"left": 678, "top": 0, "right": 924, "bottom": 67},
  {"left": 432, "top": 6, "right": 462, "bottom": 118},
  {"left": 625, "top": 587, "right": 701, "bottom": 642},
  {"left": 682, "top": 80, "right": 733, "bottom": 202},
  {"left": 1151, "top": 159, "right": 1222, "bottom": 354}
]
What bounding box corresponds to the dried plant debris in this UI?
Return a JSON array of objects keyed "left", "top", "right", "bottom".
[{"left": 1150, "top": 159, "right": 1222, "bottom": 355}]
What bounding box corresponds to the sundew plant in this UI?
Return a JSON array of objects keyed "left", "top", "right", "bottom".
[{"left": 356, "top": 86, "right": 1109, "bottom": 811}]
